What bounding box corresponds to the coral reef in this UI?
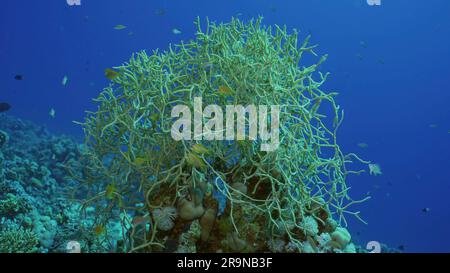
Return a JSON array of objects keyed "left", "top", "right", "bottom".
[
  {"left": 0, "top": 114, "right": 88, "bottom": 252},
  {"left": 75, "top": 17, "right": 369, "bottom": 253},
  {"left": 0, "top": 130, "right": 8, "bottom": 148},
  {"left": 0, "top": 225, "right": 39, "bottom": 253}
]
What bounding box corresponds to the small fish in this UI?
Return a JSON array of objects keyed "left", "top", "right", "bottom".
[
  {"left": 14, "top": 75, "right": 23, "bottom": 81},
  {"left": 357, "top": 142, "right": 368, "bottom": 148},
  {"left": 218, "top": 85, "right": 233, "bottom": 95},
  {"left": 154, "top": 8, "right": 166, "bottom": 16},
  {"left": 191, "top": 143, "right": 210, "bottom": 154},
  {"left": 93, "top": 225, "right": 105, "bottom": 236},
  {"left": 185, "top": 152, "right": 206, "bottom": 168},
  {"left": 132, "top": 215, "right": 150, "bottom": 226},
  {"left": 0, "top": 103, "right": 11, "bottom": 113},
  {"left": 114, "top": 24, "right": 127, "bottom": 30},
  {"left": 105, "top": 183, "right": 117, "bottom": 199},
  {"left": 62, "top": 75, "right": 68, "bottom": 86},
  {"left": 422, "top": 207, "right": 431, "bottom": 213},
  {"left": 172, "top": 28, "right": 182, "bottom": 35},
  {"left": 49, "top": 108, "right": 56, "bottom": 118},
  {"left": 134, "top": 157, "right": 147, "bottom": 166},
  {"left": 104, "top": 68, "right": 120, "bottom": 80},
  {"left": 150, "top": 113, "right": 160, "bottom": 122},
  {"left": 149, "top": 113, "right": 160, "bottom": 128},
  {"left": 368, "top": 163, "right": 382, "bottom": 176}
]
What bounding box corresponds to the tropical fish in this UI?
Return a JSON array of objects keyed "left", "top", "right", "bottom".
[
  {"left": 93, "top": 225, "right": 105, "bottom": 236},
  {"left": 105, "top": 68, "right": 120, "bottom": 80},
  {"left": 185, "top": 152, "right": 206, "bottom": 168},
  {"left": 191, "top": 143, "right": 210, "bottom": 154},
  {"left": 368, "top": 163, "right": 382, "bottom": 176},
  {"left": 49, "top": 108, "right": 56, "bottom": 118},
  {"left": 105, "top": 183, "right": 117, "bottom": 199},
  {"left": 154, "top": 8, "right": 166, "bottom": 16},
  {"left": 172, "top": 28, "right": 182, "bottom": 35},
  {"left": 218, "top": 85, "right": 233, "bottom": 95},
  {"left": 114, "top": 24, "right": 127, "bottom": 30},
  {"left": 150, "top": 113, "right": 160, "bottom": 122},
  {"left": 357, "top": 142, "right": 368, "bottom": 148},
  {"left": 62, "top": 75, "right": 68, "bottom": 86},
  {"left": 134, "top": 157, "right": 147, "bottom": 166},
  {"left": 422, "top": 207, "right": 431, "bottom": 213},
  {"left": 132, "top": 215, "right": 150, "bottom": 227},
  {"left": 14, "top": 74, "right": 23, "bottom": 81},
  {"left": 0, "top": 103, "right": 11, "bottom": 113}
]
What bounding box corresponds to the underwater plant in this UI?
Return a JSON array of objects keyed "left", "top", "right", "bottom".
[{"left": 74, "top": 17, "right": 369, "bottom": 253}]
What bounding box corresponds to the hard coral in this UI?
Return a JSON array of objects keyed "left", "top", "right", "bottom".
[
  {"left": 0, "top": 226, "right": 39, "bottom": 253},
  {"left": 0, "top": 130, "right": 8, "bottom": 148}
]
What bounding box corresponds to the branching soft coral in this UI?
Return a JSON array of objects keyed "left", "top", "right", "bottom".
[{"left": 74, "top": 17, "right": 368, "bottom": 253}]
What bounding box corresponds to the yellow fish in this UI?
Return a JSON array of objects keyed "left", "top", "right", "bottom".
[
  {"left": 185, "top": 152, "right": 206, "bottom": 168},
  {"left": 191, "top": 143, "right": 210, "bottom": 154},
  {"left": 105, "top": 183, "right": 117, "bottom": 199},
  {"left": 218, "top": 85, "right": 233, "bottom": 95},
  {"left": 93, "top": 225, "right": 105, "bottom": 236},
  {"left": 105, "top": 68, "right": 120, "bottom": 80},
  {"left": 150, "top": 113, "right": 160, "bottom": 122},
  {"left": 134, "top": 157, "right": 147, "bottom": 166},
  {"left": 357, "top": 143, "right": 368, "bottom": 148},
  {"left": 114, "top": 24, "right": 127, "bottom": 30}
]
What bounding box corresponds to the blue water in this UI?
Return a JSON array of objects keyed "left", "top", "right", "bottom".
[{"left": 1, "top": 0, "right": 449, "bottom": 252}]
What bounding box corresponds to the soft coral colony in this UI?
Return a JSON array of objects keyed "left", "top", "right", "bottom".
[{"left": 74, "top": 17, "right": 369, "bottom": 253}]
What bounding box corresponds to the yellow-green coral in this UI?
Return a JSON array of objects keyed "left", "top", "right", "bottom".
[{"left": 75, "top": 17, "right": 368, "bottom": 252}]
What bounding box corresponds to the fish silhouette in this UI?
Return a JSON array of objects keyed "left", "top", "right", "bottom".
[{"left": 0, "top": 102, "right": 11, "bottom": 112}]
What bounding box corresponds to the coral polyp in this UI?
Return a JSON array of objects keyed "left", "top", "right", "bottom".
[{"left": 75, "top": 17, "right": 368, "bottom": 253}]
